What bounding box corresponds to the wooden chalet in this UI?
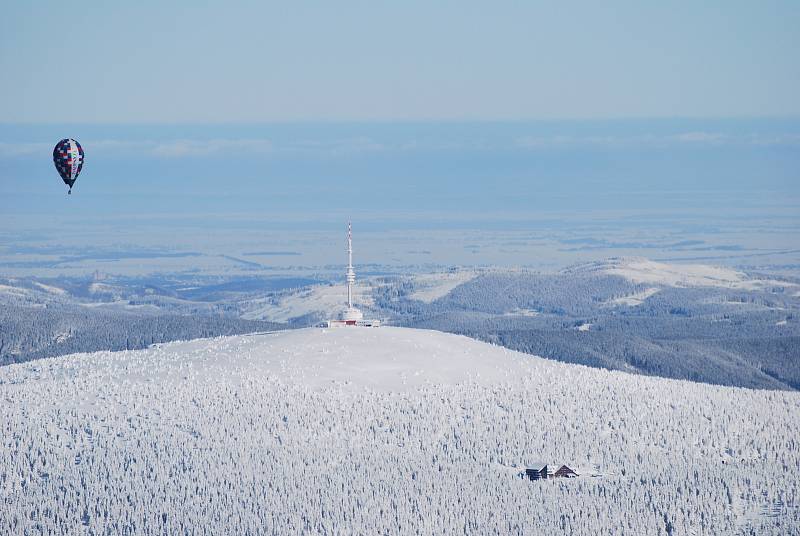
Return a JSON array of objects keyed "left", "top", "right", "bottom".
[
  {"left": 553, "top": 465, "right": 579, "bottom": 478},
  {"left": 523, "top": 463, "right": 548, "bottom": 480}
]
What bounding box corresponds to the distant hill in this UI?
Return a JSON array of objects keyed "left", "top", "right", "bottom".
[
  {"left": 374, "top": 259, "right": 800, "bottom": 391},
  {"left": 0, "top": 278, "right": 286, "bottom": 365}
]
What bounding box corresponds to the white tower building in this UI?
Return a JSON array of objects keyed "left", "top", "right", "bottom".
[
  {"left": 322, "top": 222, "right": 380, "bottom": 327},
  {"left": 341, "top": 222, "right": 364, "bottom": 322}
]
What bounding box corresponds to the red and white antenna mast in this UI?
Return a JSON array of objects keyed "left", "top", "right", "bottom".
[
  {"left": 322, "top": 221, "right": 379, "bottom": 327},
  {"left": 346, "top": 221, "right": 355, "bottom": 309}
]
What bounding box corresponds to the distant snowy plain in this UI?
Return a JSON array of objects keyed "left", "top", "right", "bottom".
[{"left": 1, "top": 327, "right": 798, "bottom": 534}]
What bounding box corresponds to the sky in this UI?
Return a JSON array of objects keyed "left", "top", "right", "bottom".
[
  {"left": 1, "top": 1, "right": 799, "bottom": 122},
  {"left": 1, "top": 2, "right": 798, "bottom": 271}
]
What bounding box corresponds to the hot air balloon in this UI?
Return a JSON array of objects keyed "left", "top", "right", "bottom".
[{"left": 52, "top": 139, "right": 84, "bottom": 194}]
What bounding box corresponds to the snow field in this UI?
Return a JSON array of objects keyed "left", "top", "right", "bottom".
[
  {"left": 606, "top": 287, "right": 661, "bottom": 307},
  {"left": 572, "top": 257, "right": 800, "bottom": 292},
  {"left": 407, "top": 271, "right": 477, "bottom": 303}
]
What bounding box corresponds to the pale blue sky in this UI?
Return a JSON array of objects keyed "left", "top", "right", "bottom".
[
  {"left": 2, "top": 2, "right": 799, "bottom": 269},
  {"left": 1, "top": 1, "right": 798, "bottom": 122}
]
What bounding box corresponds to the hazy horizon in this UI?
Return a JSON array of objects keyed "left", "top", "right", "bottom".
[{"left": 3, "top": 117, "right": 798, "bottom": 273}]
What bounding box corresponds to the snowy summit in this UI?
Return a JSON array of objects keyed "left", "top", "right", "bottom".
[{"left": 1, "top": 327, "right": 799, "bottom": 534}]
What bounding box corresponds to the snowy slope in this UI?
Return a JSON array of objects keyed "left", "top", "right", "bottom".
[
  {"left": 27, "top": 327, "right": 530, "bottom": 393},
  {"left": 605, "top": 286, "right": 661, "bottom": 306},
  {"left": 1, "top": 328, "right": 799, "bottom": 534},
  {"left": 241, "top": 281, "right": 376, "bottom": 322},
  {"left": 407, "top": 271, "right": 477, "bottom": 303},
  {"left": 568, "top": 257, "right": 799, "bottom": 291}
]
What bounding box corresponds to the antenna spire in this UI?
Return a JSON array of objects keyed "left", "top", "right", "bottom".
[{"left": 346, "top": 221, "right": 355, "bottom": 309}]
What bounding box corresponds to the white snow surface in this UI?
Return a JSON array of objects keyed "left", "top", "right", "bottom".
[
  {"left": 607, "top": 259, "right": 749, "bottom": 287},
  {"left": 31, "top": 282, "right": 67, "bottom": 295},
  {"left": 571, "top": 257, "right": 799, "bottom": 291},
  {"left": 0, "top": 284, "right": 28, "bottom": 296},
  {"left": 41, "top": 327, "right": 528, "bottom": 393},
  {"left": 607, "top": 287, "right": 661, "bottom": 307},
  {"left": 1, "top": 327, "right": 799, "bottom": 535},
  {"left": 407, "top": 271, "right": 477, "bottom": 303},
  {"left": 88, "top": 282, "right": 118, "bottom": 294}
]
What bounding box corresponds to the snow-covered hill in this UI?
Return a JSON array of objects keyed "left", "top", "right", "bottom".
[
  {"left": 1, "top": 328, "right": 799, "bottom": 534},
  {"left": 566, "top": 257, "right": 799, "bottom": 291}
]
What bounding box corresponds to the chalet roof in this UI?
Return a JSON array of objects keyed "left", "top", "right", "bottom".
[
  {"left": 526, "top": 462, "right": 547, "bottom": 471},
  {"left": 554, "top": 465, "right": 579, "bottom": 475}
]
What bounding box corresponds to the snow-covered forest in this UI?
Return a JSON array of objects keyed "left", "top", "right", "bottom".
[{"left": 1, "top": 327, "right": 798, "bottom": 534}]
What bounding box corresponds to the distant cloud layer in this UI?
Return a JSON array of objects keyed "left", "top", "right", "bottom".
[
  {"left": 0, "top": 137, "right": 384, "bottom": 159},
  {"left": 0, "top": 142, "right": 51, "bottom": 157},
  {"left": 515, "top": 132, "right": 800, "bottom": 149},
  {"left": 150, "top": 139, "right": 274, "bottom": 157},
  {"left": 671, "top": 132, "right": 727, "bottom": 143},
  {"left": 0, "top": 139, "right": 275, "bottom": 159},
  {"left": 2, "top": 126, "right": 799, "bottom": 160}
]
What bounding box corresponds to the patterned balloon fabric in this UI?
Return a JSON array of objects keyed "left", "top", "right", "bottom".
[{"left": 52, "top": 138, "right": 84, "bottom": 193}]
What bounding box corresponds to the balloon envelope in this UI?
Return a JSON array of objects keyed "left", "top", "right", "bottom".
[{"left": 53, "top": 139, "right": 84, "bottom": 191}]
